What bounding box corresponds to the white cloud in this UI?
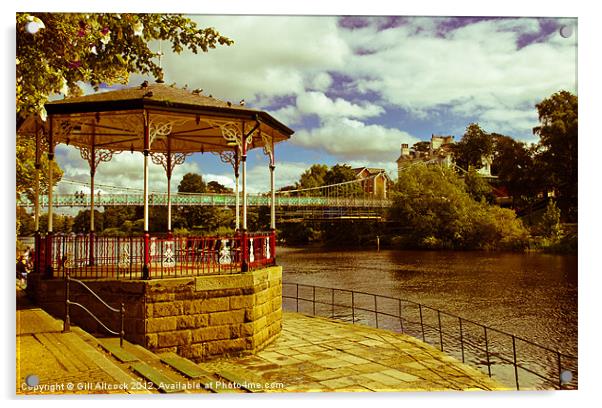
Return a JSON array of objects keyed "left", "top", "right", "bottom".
[
  {"left": 307, "top": 72, "right": 333, "bottom": 91},
  {"left": 293, "top": 118, "right": 418, "bottom": 161},
  {"left": 55, "top": 145, "right": 203, "bottom": 195},
  {"left": 296, "top": 91, "right": 384, "bottom": 120},
  {"left": 154, "top": 16, "right": 350, "bottom": 103},
  {"left": 350, "top": 19, "right": 575, "bottom": 115}
]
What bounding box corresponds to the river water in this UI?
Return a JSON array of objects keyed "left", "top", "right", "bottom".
[{"left": 277, "top": 246, "right": 578, "bottom": 390}]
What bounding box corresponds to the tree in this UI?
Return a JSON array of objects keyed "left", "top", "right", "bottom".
[
  {"left": 463, "top": 167, "right": 494, "bottom": 203},
  {"left": 389, "top": 164, "right": 528, "bottom": 250},
  {"left": 16, "top": 13, "right": 233, "bottom": 121},
  {"left": 72, "top": 209, "right": 104, "bottom": 233},
  {"left": 539, "top": 200, "right": 562, "bottom": 240},
  {"left": 102, "top": 205, "right": 137, "bottom": 229},
  {"left": 16, "top": 207, "right": 35, "bottom": 236},
  {"left": 412, "top": 141, "right": 430, "bottom": 154},
  {"left": 177, "top": 173, "right": 231, "bottom": 232},
  {"left": 16, "top": 132, "right": 63, "bottom": 200},
  {"left": 178, "top": 173, "right": 207, "bottom": 193},
  {"left": 533, "top": 91, "right": 578, "bottom": 221},
  {"left": 453, "top": 123, "right": 494, "bottom": 171},
  {"left": 207, "top": 180, "right": 232, "bottom": 193},
  {"left": 297, "top": 164, "right": 328, "bottom": 190},
  {"left": 491, "top": 133, "right": 542, "bottom": 207}
]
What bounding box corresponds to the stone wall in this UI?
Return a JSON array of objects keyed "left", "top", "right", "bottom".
[{"left": 27, "top": 266, "right": 282, "bottom": 361}]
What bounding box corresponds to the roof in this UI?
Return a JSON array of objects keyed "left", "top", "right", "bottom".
[
  {"left": 352, "top": 167, "right": 386, "bottom": 176},
  {"left": 19, "top": 82, "right": 294, "bottom": 154}
]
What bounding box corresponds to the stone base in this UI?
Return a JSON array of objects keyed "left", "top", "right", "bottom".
[{"left": 27, "top": 266, "right": 283, "bottom": 361}]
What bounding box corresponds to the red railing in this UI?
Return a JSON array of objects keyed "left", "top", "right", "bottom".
[{"left": 35, "top": 231, "right": 276, "bottom": 280}]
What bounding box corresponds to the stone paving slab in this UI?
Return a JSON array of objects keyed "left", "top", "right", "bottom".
[{"left": 198, "top": 312, "right": 509, "bottom": 393}]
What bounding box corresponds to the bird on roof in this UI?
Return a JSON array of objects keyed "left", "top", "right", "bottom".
[
  {"left": 140, "top": 80, "right": 149, "bottom": 89},
  {"left": 240, "top": 99, "right": 245, "bottom": 106},
  {"left": 192, "top": 88, "right": 203, "bottom": 95}
]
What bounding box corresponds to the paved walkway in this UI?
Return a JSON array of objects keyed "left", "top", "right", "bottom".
[
  {"left": 198, "top": 312, "right": 507, "bottom": 392},
  {"left": 16, "top": 287, "right": 505, "bottom": 394},
  {"left": 16, "top": 289, "right": 151, "bottom": 395}
]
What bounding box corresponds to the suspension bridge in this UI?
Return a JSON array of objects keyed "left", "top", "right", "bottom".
[{"left": 18, "top": 175, "right": 392, "bottom": 221}]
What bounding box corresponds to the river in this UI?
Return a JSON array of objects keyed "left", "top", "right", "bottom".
[{"left": 277, "top": 246, "right": 578, "bottom": 390}]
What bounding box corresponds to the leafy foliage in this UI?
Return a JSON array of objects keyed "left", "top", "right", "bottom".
[
  {"left": 16, "top": 132, "right": 63, "bottom": 200},
  {"left": 16, "top": 13, "right": 233, "bottom": 121},
  {"left": 533, "top": 90, "right": 578, "bottom": 221},
  {"left": 389, "top": 164, "right": 529, "bottom": 250},
  {"left": 453, "top": 123, "right": 494, "bottom": 171},
  {"left": 297, "top": 164, "right": 328, "bottom": 191},
  {"left": 463, "top": 166, "right": 494, "bottom": 203}
]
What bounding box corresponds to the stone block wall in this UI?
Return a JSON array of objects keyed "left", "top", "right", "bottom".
[{"left": 27, "top": 266, "right": 282, "bottom": 361}]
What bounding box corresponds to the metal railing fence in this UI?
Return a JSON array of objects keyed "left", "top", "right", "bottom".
[
  {"left": 282, "top": 282, "right": 577, "bottom": 390},
  {"left": 63, "top": 271, "right": 125, "bottom": 347},
  {"left": 36, "top": 231, "right": 276, "bottom": 280}
]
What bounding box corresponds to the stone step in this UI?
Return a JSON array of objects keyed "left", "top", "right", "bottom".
[
  {"left": 159, "top": 352, "right": 213, "bottom": 379},
  {"left": 97, "top": 338, "right": 140, "bottom": 363},
  {"left": 158, "top": 353, "right": 241, "bottom": 393},
  {"left": 130, "top": 361, "right": 184, "bottom": 394}
]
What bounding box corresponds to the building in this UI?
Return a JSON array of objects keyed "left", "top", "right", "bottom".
[
  {"left": 396, "top": 134, "right": 455, "bottom": 179},
  {"left": 352, "top": 167, "right": 392, "bottom": 199}
]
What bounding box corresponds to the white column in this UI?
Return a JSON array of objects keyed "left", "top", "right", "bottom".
[
  {"left": 235, "top": 173, "right": 240, "bottom": 231},
  {"left": 34, "top": 126, "right": 40, "bottom": 233},
  {"left": 47, "top": 153, "right": 54, "bottom": 233},
  {"left": 167, "top": 174, "right": 172, "bottom": 232},
  {"left": 270, "top": 164, "right": 276, "bottom": 230},
  {"left": 90, "top": 170, "right": 95, "bottom": 232},
  {"left": 242, "top": 155, "right": 247, "bottom": 230},
  {"left": 143, "top": 151, "right": 149, "bottom": 231}
]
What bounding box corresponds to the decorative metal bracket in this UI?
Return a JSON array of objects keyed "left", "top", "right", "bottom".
[
  {"left": 78, "top": 146, "right": 120, "bottom": 174},
  {"left": 148, "top": 117, "right": 191, "bottom": 146},
  {"left": 212, "top": 149, "right": 240, "bottom": 174},
  {"left": 150, "top": 151, "right": 190, "bottom": 178},
  {"left": 207, "top": 119, "right": 258, "bottom": 153},
  {"left": 261, "top": 131, "right": 275, "bottom": 165}
]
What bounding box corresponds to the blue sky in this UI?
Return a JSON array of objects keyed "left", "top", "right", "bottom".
[{"left": 54, "top": 15, "right": 577, "bottom": 196}]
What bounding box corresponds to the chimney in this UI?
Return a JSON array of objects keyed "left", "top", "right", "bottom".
[{"left": 401, "top": 143, "right": 410, "bottom": 156}]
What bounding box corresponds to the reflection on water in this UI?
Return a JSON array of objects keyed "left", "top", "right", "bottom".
[{"left": 278, "top": 247, "right": 578, "bottom": 389}]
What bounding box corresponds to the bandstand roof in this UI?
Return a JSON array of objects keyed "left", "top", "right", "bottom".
[{"left": 19, "top": 82, "right": 294, "bottom": 154}]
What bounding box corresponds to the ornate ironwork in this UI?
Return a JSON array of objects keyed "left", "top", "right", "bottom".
[
  {"left": 218, "top": 239, "right": 231, "bottom": 264},
  {"left": 261, "top": 131, "right": 274, "bottom": 164},
  {"left": 249, "top": 238, "right": 255, "bottom": 263},
  {"left": 149, "top": 117, "right": 191, "bottom": 146},
  {"left": 206, "top": 119, "right": 257, "bottom": 152},
  {"left": 119, "top": 243, "right": 130, "bottom": 269},
  {"left": 150, "top": 151, "right": 190, "bottom": 176},
  {"left": 212, "top": 149, "right": 239, "bottom": 172},
  {"left": 265, "top": 236, "right": 271, "bottom": 260},
  {"left": 78, "top": 146, "right": 119, "bottom": 172},
  {"left": 162, "top": 241, "right": 176, "bottom": 268}
]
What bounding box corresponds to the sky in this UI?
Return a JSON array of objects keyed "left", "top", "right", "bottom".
[{"left": 53, "top": 15, "right": 577, "bottom": 198}]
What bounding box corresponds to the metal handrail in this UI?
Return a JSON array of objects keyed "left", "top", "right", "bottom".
[
  {"left": 283, "top": 282, "right": 577, "bottom": 390},
  {"left": 63, "top": 271, "right": 125, "bottom": 347}
]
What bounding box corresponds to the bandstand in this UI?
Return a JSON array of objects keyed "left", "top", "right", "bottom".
[
  {"left": 19, "top": 82, "right": 294, "bottom": 360},
  {"left": 19, "top": 82, "right": 293, "bottom": 278}
]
